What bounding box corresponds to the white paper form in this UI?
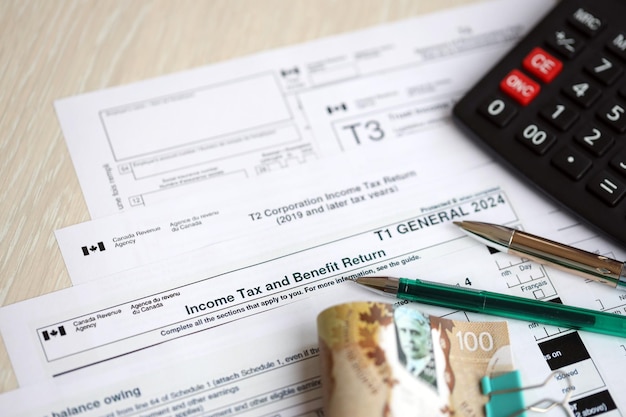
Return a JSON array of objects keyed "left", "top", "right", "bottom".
[
  {"left": 54, "top": 0, "right": 553, "bottom": 219},
  {"left": 3, "top": 161, "right": 626, "bottom": 415},
  {"left": 298, "top": 46, "right": 499, "bottom": 158}
]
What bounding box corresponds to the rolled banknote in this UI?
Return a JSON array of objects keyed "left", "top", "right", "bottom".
[{"left": 317, "top": 301, "right": 514, "bottom": 417}]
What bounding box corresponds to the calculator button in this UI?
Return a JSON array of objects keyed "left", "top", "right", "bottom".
[
  {"left": 540, "top": 100, "right": 579, "bottom": 131},
  {"left": 568, "top": 7, "right": 604, "bottom": 37},
  {"left": 607, "top": 32, "right": 626, "bottom": 61},
  {"left": 597, "top": 100, "right": 626, "bottom": 132},
  {"left": 478, "top": 95, "right": 517, "bottom": 127},
  {"left": 610, "top": 150, "right": 626, "bottom": 178},
  {"left": 551, "top": 147, "right": 592, "bottom": 180},
  {"left": 546, "top": 29, "right": 585, "bottom": 59},
  {"left": 584, "top": 54, "right": 622, "bottom": 85},
  {"left": 573, "top": 124, "right": 614, "bottom": 156},
  {"left": 499, "top": 69, "right": 540, "bottom": 105},
  {"left": 562, "top": 78, "right": 601, "bottom": 107},
  {"left": 587, "top": 171, "right": 626, "bottom": 206},
  {"left": 523, "top": 47, "right": 563, "bottom": 83},
  {"left": 516, "top": 122, "right": 556, "bottom": 154}
]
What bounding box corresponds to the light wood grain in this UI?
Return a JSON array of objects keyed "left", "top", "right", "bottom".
[{"left": 0, "top": 0, "right": 482, "bottom": 394}]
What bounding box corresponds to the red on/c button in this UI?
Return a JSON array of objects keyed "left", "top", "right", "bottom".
[
  {"left": 500, "top": 69, "right": 540, "bottom": 106},
  {"left": 523, "top": 47, "right": 563, "bottom": 83}
]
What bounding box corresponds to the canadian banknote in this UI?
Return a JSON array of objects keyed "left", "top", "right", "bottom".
[{"left": 317, "top": 302, "right": 514, "bottom": 417}]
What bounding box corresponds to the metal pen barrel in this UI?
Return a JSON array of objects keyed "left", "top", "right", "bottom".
[{"left": 510, "top": 230, "right": 626, "bottom": 289}]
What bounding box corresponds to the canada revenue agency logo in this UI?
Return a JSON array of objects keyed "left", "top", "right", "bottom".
[
  {"left": 81, "top": 241, "right": 106, "bottom": 256},
  {"left": 41, "top": 326, "right": 66, "bottom": 341}
]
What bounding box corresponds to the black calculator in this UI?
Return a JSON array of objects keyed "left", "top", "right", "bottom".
[{"left": 453, "top": 0, "right": 626, "bottom": 246}]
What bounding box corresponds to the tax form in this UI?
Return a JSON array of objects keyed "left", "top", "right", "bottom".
[
  {"left": 54, "top": 0, "right": 552, "bottom": 219},
  {"left": 2, "top": 156, "right": 625, "bottom": 415}
]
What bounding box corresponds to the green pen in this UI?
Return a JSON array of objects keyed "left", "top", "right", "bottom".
[{"left": 355, "top": 276, "right": 626, "bottom": 338}]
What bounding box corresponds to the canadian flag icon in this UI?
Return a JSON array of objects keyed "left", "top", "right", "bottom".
[
  {"left": 81, "top": 242, "right": 106, "bottom": 256},
  {"left": 42, "top": 326, "right": 66, "bottom": 341}
]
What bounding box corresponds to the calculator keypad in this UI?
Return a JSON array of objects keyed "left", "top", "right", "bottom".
[{"left": 453, "top": 1, "right": 626, "bottom": 245}]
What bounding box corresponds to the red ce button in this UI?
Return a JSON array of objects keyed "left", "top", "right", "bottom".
[{"left": 523, "top": 47, "right": 563, "bottom": 83}]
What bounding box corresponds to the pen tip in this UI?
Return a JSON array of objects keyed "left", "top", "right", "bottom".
[
  {"left": 355, "top": 276, "right": 386, "bottom": 283},
  {"left": 355, "top": 276, "right": 399, "bottom": 294}
]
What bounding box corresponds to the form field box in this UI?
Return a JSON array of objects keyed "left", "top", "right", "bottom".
[
  {"left": 131, "top": 123, "right": 301, "bottom": 179},
  {"left": 100, "top": 73, "right": 291, "bottom": 161}
]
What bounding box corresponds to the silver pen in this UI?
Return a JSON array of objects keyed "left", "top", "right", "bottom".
[{"left": 454, "top": 221, "right": 626, "bottom": 290}]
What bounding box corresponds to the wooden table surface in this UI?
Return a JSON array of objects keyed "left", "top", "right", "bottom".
[{"left": 0, "top": 0, "right": 481, "bottom": 394}]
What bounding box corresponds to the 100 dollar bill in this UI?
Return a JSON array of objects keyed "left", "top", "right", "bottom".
[{"left": 317, "top": 302, "right": 514, "bottom": 417}]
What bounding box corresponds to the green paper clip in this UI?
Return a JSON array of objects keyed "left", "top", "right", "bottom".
[{"left": 481, "top": 370, "right": 573, "bottom": 417}]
